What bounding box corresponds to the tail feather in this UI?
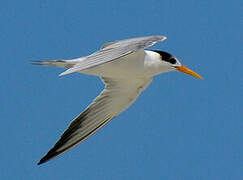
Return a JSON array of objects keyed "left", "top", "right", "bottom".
[
  {"left": 31, "top": 60, "right": 75, "bottom": 68},
  {"left": 32, "top": 57, "right": 86, "bottom": 76}
]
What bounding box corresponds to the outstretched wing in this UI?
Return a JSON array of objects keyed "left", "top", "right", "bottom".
[
  {"left": 38, "top": 77, "right": 152, "bottom": 165},
  {"left": 59, "top": 35, "right": 166, "bottom": 76}
]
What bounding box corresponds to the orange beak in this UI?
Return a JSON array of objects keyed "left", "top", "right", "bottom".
[{"left": 175, "top": 66, "right": 202, "bottom": 79}]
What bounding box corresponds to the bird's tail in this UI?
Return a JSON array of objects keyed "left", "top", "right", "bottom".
[{"left": 31, "top": 58, "right": 84, "bottom": 69}]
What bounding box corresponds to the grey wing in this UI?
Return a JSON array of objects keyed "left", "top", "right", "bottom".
[
  {"left": 38, "top": 77, "right": 152, "bottom": 165},
  {"left": 59, "top": 35, "right": 167, "bottom": 76}
]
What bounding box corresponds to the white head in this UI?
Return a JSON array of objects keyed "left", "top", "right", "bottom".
[{"left": 150, "top": 50, "right": 202, "bottom": 79}]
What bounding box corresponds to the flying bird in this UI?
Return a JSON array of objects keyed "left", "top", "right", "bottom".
[{"left": 33, "top": 35, "right": 202, "bottom": 165}]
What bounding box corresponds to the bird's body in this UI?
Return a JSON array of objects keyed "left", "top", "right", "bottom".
[
  {"left": 74, "top": 50, "right": 172, "bottom": 78},
  {"left": 33, "top": 35, "right": 201, "bottom": 165},
  {"left": 82, "top": 50, "right": 147, "bottom": 77}
]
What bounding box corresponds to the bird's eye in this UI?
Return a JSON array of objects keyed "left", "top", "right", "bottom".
[{"left": 169, "top": 58, "right": 177, "bottom": 64}]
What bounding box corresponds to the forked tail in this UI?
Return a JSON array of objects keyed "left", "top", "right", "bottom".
[
  {"left": 31, "top": 60, "right": 76, "bottom": 68},
  {"left": 31, "top": 57, "right": 86, "bottom": 69}
]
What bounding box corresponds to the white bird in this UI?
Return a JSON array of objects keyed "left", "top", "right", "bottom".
[{"left": 33, "top": 35, "right": 202, "bottom": 165}]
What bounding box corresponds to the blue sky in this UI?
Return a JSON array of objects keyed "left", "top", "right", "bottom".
[{"left": 0, "top": 0, "right": 242, "bottom": 179}]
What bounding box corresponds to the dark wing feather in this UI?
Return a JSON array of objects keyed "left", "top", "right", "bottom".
[{"left": 38, "top": 78, "right": 152, "bottom": 165}]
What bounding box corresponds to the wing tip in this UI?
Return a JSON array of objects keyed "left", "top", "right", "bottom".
[
  {"left": 59, "top": 70, "right": 70, "bottom": 76},
  {"left": 157, "top": 35, "right": 167, "bottom": 41},
  {"left": 37, "top": 153, "right": 54, "bottom": 165},
  {"left": 59, "top": 68, "right": 77, "bottom": 76},
  {"left": 37, "top": 156, "right": 50, "bottom": 165},
  {"left": 37, "top": 159, "right": 45, "bottom": 165},
  {"left": 59, "top": 72, "right": 67, "bottom": 77},
  {"left": 37, "top": 149, "right": 61, "bottom": 165}
]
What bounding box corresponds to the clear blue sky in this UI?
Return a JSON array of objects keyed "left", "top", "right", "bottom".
[{"left": 0, "top": 0, "right": 242, "bottom": 179}]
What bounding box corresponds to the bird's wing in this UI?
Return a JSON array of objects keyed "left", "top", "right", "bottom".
[
  {"left": 100, "top": 41, "right": 116, "bottom": 49},
  {"left": 59, "top": 35, "right": 167, "bottom": 76},
  {"left": 38, "top": 77, "right": 152, "bottom": 165}
]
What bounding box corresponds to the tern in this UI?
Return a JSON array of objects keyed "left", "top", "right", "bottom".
[{"left": 33, "top": 35, "right": 202, "bottom": 165}]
